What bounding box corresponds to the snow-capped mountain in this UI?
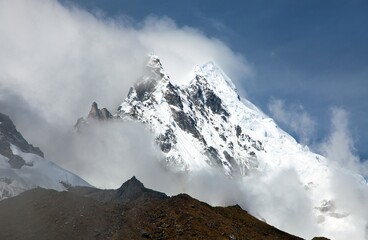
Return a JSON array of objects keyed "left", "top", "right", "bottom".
[
  {"left": 117, "top": 56, "right": 260, "bottom": 173},
  {"left": 111, "top": 55, "right": 368, "bottom": 239},
  {"left": 116, "top": 56, "right": 320, "bottom": 176},
  {"left": 0, "top": 112, "right": 90, "bottom": 200}
]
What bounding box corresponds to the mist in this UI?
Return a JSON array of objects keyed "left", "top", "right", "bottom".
[
  {"left": 0, "top": 0, "right": 252, "bottom": 219},
  {"left": 59, "top": 119, "right": 321, "bottom": 238},
  {"left": 268, "top": 98, "right": 316, "bottom": 145},
  {"left": 268, "top": 102, "right": 368, "bottom": 239}
]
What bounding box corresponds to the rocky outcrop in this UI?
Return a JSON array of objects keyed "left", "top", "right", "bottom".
[
  {"left": 0, "top": 112, "right": 44, "bottom": 158},
  {"left": 133, "top": 80, "right": 158, "bottom": 102},
  {"left": 156, "top": 129, "right": 176, "bottom": 153},
  {"left": 74, "top": 102, "right": 113, "bottom": 132},
  {"left": 0, "top": 113, "right": 43, "bottom": 169},
  {"left": 205, "top": 89, "right": 229, "bottom": 117},
  {"left": 69, "top": 176, "right": 167, "bottom": 203},
  {"left": 164, "top": 82, "right": 184, "bottom": 110},
  {"left": 87, "top": 102, "right": 112, "bottom": 121}
]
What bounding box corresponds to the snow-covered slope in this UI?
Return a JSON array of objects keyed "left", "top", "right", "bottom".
[
  {"left": 116, "top": 56, "right": 323, "bottom": 177},
  {"left": 114, "top": 55, "right": 368, "bottom": 239},
  {"left": 0, "top": 112, "right": 90, "bottom": 200}
]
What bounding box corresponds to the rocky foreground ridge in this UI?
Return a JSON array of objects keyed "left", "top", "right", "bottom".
[{"left": 0, "top": 176, "right": 328, "bottom": 240}]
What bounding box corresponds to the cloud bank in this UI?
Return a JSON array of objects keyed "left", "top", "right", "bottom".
[
  {"left": 319, "top": 108, "right": 368, "bottom": 239},
  {"left": 0, "top": 0, "right": 250, "bottom": 130},
  {"left": 268, "top": 99, "right": 368, "bottom": 239},
  {"left": 320, "top": 108, "right": 362, "bottom": 173},
  {"left": 0, "top": 0, "right": 254, "bottom": 231},
  {"left": 0, "top": 0, "right": 252, "bottom": 197}
]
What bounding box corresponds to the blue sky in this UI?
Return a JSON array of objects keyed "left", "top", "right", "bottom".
[{"left": 65, "top": 0, "right": 368, "bottom": 159}]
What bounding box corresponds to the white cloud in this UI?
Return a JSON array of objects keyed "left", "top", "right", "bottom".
[
  {"left": 57, "top": 118, "right": 321, "bottom": 238},
  {"left": 266, "top": 104, "right": 368, "bottom": 239},
  {"left": 0, "top": 0, "right": 250, "bottom": 129},
  {"left": 54, "top": 119, "right": 249, "bottom": 210},
  {"left": 319, "top": 108, "right": 360, "bottom": 171},
  {"left": 0, "top": 0, "right": 254, "bottom": 204},
  {"left": 241, "top": 168, "right": 319, "bottom": 238},
  {"left": 316, "top": 107, "right": 368, "bottom": 239},
  {"left": 0, "top": 0, "right": 252, "bottom": 180},
  {"left": 268, "top": 99, "right": 316, "bottom": 145}
]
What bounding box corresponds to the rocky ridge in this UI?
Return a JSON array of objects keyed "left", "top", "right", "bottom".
[
  {"left": 0, "top": 176, "right": 306, "bottom": 240},
  {"left": 0, "top": 112, "right": 90, "bottom": 200}
]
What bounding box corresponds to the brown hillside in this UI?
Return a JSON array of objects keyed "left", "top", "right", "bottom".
[{"left": 0, "top": 177, "right": 306, "bottom": 240}]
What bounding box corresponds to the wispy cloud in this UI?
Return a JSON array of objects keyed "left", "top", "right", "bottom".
[
  {"left": 0, "top": 0, "right": 250, "bottom": 155},
  {"left": 317, "top": 107, "right": 368, "bottom": 239},
  {"left": 268, "top": 98, "right": 316, "bottom": 145},
  {"left": 319, "top": 107, "right": 368, "bottom": 176}
]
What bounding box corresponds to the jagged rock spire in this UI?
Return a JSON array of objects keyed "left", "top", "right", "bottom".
[
  {"left": 87, "top": 102, "right": 112, "bottom": 121},
  {"left": 74, "top": 102, "right": 113, "bottom": 133}
]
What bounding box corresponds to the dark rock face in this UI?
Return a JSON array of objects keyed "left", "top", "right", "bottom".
[
  {"left": 194, "top": 86, "right": 205, "bottom": 103},
  {"left": 116, "top": 176, "right": 168, "bottom": 202},
  {"left": 0, "top": 112, "right": 44, "bottom": 158},
  {"left": 164, "top": 82, "right": 183, "bottom": 110},
  {"left": 172, "top": 110, "right": 194, "bottom": 130},
  {"left": 134, "top": 80, "right": 158, "bottom": 102},
  {"left": 0, "top": 141, "right": 16, "bottom": 162},
  {"left": 205, "top": 146, "right": 223, "bottom": 167},
  {"left": 0, "top": 112, "right": 43, "bottom": 169},
  {"left": 73, "top": 117, "right": 88, "bottom": 132},
  {"left": 156, "top": 129, "right": 176, "bottom": 153},
  {"left": 100, "top": 108, "right": 112, "bottom": 120},
  {"left": 7, "top": 154, "right": 27, "bottom": 169},
  {"left": 205, "top": 90, "right": 229, "bottom": 117},
  {"left": 236, "top": 125, "right": 242, "bottom": 137},
  {"left": 236, "top": 131, "right": 264, "bottom": 152},
  {"left": 74, "top": 102, "right": 113, "bottom": 132},
  {"left": 223, "top": 151, "right": 240, "bottom": 174},
  {"left": 87, "top": 102, "right": 112, "bottom": 121},
  {"left": 172, "top": 110, "right": 201, "bottom": 139}
]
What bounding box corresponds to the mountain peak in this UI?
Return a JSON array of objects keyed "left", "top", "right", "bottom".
[
  {"left": 192, "top": 61, "right": 237, "bottom": 94},
  {"left": 145, "top": 54, "right": 170, "bottom": 82},
  {"left": 115, "top": 176, "right": 167, "bottom": 202},
  {"left": 87, "top": 101, "right": 112, "bottom": 121},
  {"left": 69, "top": 176, "right": 167, "bottom": 203},
  {"left": 118, "top": 175, "right": 144, "bottom": 190},
  {"left": 117, "top": 58, "right": 257, "bottom": 173}
]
